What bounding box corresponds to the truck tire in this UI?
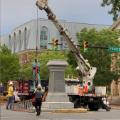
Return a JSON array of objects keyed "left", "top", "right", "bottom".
[
  {"left": 88, "top": 103, "right": 99, "bottom": 111},
  {"left": 73, "top": 98, "right": 80, "bottom": 108},
  {"left": 102, "top": 103, "right": 111, "bottom": 111},
  {"left": 105, "top": 106, "right": 111, "bottom": 111}
]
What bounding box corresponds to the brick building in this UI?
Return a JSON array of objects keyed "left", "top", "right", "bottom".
[{"left": 110, "top": 17, "right": 120, "bottom": 96}]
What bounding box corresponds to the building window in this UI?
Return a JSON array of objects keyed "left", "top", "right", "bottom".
[
  {"left": 60, "top": 36, "right": 67, "bottom": 50},
  {"left": 24, "top": 27, "right": 27, "bottom": 50},
  {"left": 9, "top": 35, "right": 11, "bottom": 50},
  {"left": 40, "top": 26, "right": 48, "bottom": 49},
  {"left": 13, "top": 32, "right": 16, "bottom": 53},
  {"left": 19, "top": 30, "right": 21, "bottom": 51},
  {"left": 60, "top": 36, "right": 64, "bottom": 50}
]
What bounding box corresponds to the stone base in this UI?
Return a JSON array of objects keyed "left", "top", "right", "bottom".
[
  {"left": 46, "top": 93, "right": 70, "bottom": 102},
  {"left": 42, "top": 92, "right": 74, "bottom": 111},
  {"left": 42, "top": 102, "right": 74, "bottom": 111}
]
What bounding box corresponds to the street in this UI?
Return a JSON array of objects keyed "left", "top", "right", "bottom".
[{"left": 1, "top": 105, "right": 120, "bottom": 120}]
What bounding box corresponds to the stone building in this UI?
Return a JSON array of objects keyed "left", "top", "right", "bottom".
[{"left": 1, "top": 18, "right": 109, "bottom": 53}]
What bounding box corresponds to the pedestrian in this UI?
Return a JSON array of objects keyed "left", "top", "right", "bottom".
[
  {"left": 34, "top": 84, "right": 43, "bottom": 116},
  {"left": 13, "top": 88, "right": 20, "bottom": 102},
  {"left": 6, "top": 81, "right": 14, "bottom": 110},
  {"left": 42, "top": 86, "right": 48, "bottom": 102},
  {"left": 0, "top": 83, "right": 4, "bottom": 96}
]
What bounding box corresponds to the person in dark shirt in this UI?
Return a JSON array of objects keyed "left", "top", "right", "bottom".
[
  {"left": 0, "top": 83, "right": 4, "bottom": 95},
  {"left": 34, "top": 84, "right": 43, "bottom": 116}
]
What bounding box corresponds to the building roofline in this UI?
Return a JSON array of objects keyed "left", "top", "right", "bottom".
[
  {"left": 10, "top": 18, "right": 51, "bottom": 34},
  {"left": 59, "top": 19, "right": 110, "bottom": 26},
  {"left": 11, "top": 19, "right": 36, "bottom": 34},
  {"left": 9, "top": 18, "right": 110, "bottom": 35}
]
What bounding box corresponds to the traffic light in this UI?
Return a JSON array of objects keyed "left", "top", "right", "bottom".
[
  {"left": 51, "top": 38, "right": 59, "bottom": 50},
  {"left": 52, "top": 39, "right": 55, "bottom": 45},
  {"left": 54, "top": 39, "right": 58, "bottom": 50},
  {"left": 83, "top": 41, "right": 88, "bottom": 52},
  {"left": 54, "top": 39, "right": 58, "bottom": 46}
]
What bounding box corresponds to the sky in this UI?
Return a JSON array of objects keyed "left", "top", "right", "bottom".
[{"left": 1, "top": 0, "right": 113, "bottom": 35}]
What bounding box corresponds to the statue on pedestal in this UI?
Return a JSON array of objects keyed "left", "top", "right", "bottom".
[{"left": 32, "top": 59, "right": 41, "bottom": 87}]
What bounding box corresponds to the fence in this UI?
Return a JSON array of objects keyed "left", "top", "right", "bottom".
[
  {"left": 12, "top": 99, "right": 35, "bottom": 112},
  {"left": 0, "top": 96, "right": 7, "bottom": 105}
]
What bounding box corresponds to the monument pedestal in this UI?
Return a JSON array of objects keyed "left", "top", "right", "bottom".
[{"left": 42, "top": 60, "right": 74, "bottom": 110}]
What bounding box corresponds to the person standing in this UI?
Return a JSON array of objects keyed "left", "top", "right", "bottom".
[
  {"left": 34, "top": 84, "right": 43, "bottom": 116},
  {"left": 0, "top": 83, "right": 4, "bottom": 96},
  {"left": 6, "top": 81, "right": 14, "bottom": 110}
]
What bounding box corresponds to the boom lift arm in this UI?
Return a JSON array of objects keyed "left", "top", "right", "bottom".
[{"left": 36, "top": 0, "right": 97, "bottom": 81}]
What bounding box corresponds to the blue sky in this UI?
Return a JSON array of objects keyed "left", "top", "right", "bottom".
[{"left": 1, "top": 0, "right": 113, "bottom": 35}]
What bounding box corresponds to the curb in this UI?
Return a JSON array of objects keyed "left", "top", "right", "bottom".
[
  {"left": 12, "top": 108, "right": 88, "bottom": 113},
  {"left": 110, "top": 103, "right": 120, "bottom": 110},
  {"left": 52, "top": 108, "right": 88, "bottom": 113},
  {"left": 111, "top": 107, "right": 120, "bottom": 110},
  {"left": 110, "top": 105, "right": 120, "bottom": 110}
]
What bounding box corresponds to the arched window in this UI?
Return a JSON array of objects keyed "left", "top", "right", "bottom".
[
  {"left": 9, "top": 35, "right": 11, "bottom": 50},
  {"left": 13, "top": 32, "right": 16, "bottom": 53},
  {"left": 60, "top": 36, "right": 67, "bottom": 50},
  {"left": 19, "top": 30, "right": 21, "bottom": 51},
  {"left": 24, "top": 27, "right": 27, "bottom": 50},
  {"left": 40, "top": 26, "right": 48, "bottom": 49}
]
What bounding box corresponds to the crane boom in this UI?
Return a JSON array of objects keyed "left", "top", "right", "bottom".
[{"left": 36, "top": 0, "right": 97, "bottom": 82}]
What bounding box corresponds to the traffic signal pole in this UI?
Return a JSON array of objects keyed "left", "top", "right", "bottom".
[
  {"left": 78, "top": 45, "right": 109, "bottom": 50},
  {"left": 88, "top": 46, "right": 108, "bottom": 49}
]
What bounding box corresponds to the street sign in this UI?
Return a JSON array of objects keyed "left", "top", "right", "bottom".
[{"left": 108, "top": 47, "right": 120, "bottom": 53}]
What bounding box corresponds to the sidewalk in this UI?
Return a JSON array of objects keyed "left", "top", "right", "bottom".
[
  {"left": 1, "top": 104, "right": 120, "bottom": 120},
  {"left": 0, "top": 105, "right": 36, "bottom": 120}
]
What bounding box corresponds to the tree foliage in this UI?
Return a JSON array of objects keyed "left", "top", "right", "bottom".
[
  {"left": 39, "top": 51, "right": 78, "bottom": 79},
  {"left": 101, "top": 0, "right": 120, "bottom": 20},
  {"left": 0, "top": 45, "right": 20, "bottom": 84},
  {"left": 67, "top": 28, "right": 120, "bottom": 86},
  {"left": 22, "top": 51, "right": 76, "bottom": 80}
]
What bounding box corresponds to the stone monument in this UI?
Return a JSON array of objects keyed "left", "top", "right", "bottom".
[{"left": 42, "top": 60, "right": 74, "bottom": 110}]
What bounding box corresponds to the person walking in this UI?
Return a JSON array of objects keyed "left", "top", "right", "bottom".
[
  {"left": 6, "top": 81, "right": 14, "bottom": 110},
  {"left": 34, "top": 84, "right": 43, "bottom": 116}
]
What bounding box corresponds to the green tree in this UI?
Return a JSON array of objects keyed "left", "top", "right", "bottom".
[
  {"left": 22, "top": 66, "right": 32, "bottom": 80},
  {"left": 22, "top": 51, "right": 76, "bottom": 80},
  {"left": 101, "top": 0, "right": 120, "bottom": 20},
  {"left": 67, "top": 28, "right": 120, "bottom": 86},
  {"left": 38, "top": 51, "right": 77, "bottom": 79},
  {"left": 0, "top": 45, "right": 20, "bottom": 84},
  {"left": 67, "top": 52, "right": 77, "bottom": 68}
]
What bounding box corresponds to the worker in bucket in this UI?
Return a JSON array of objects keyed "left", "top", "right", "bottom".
[{"left": 34, "top": 84, "right": 43, "bottom": 116}]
